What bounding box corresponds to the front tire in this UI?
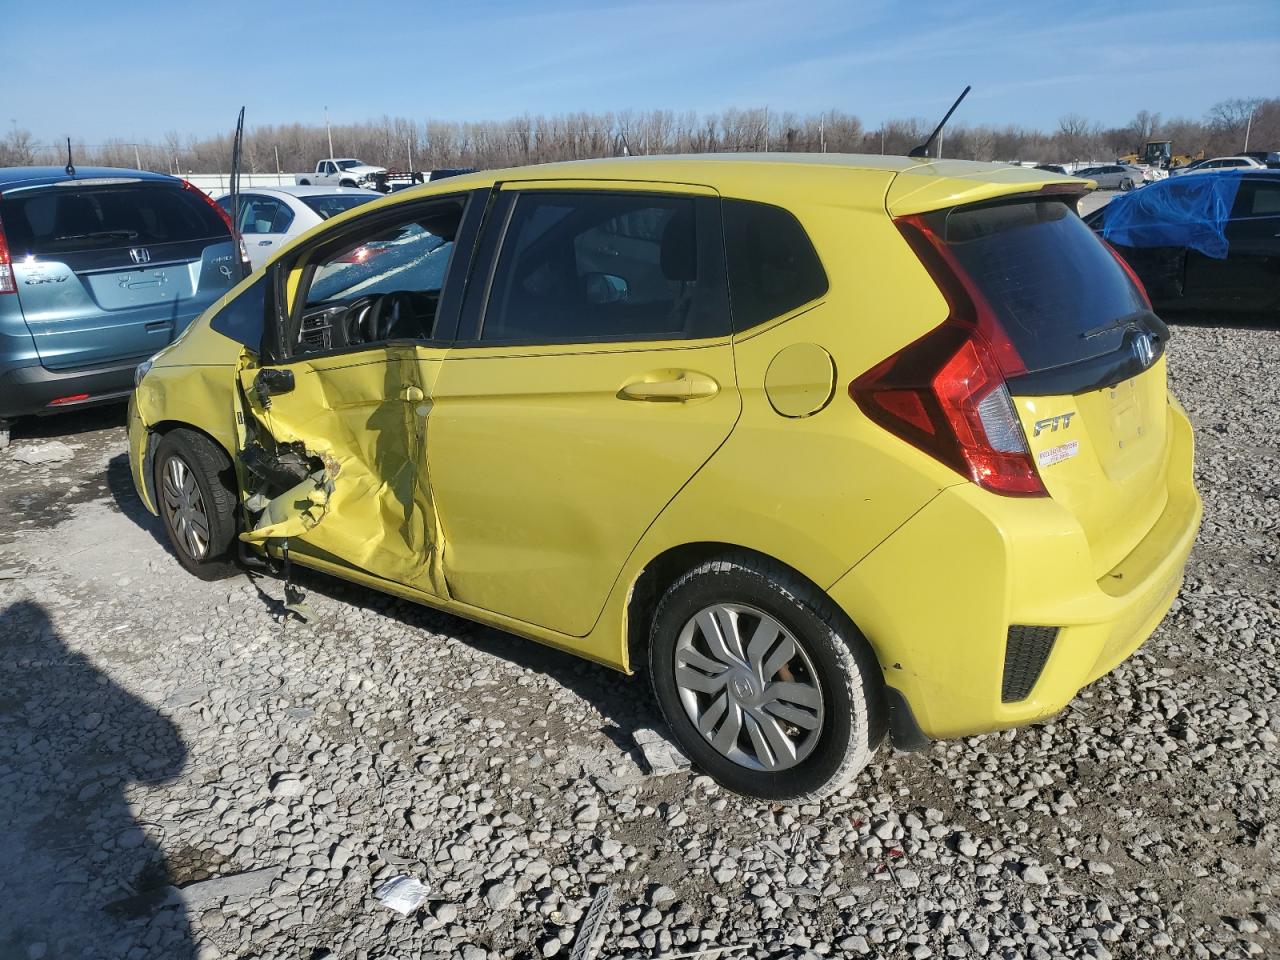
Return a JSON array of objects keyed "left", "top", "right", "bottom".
[
  {"left": 649, "top": 553, "right": 884, "bottom": 801},
  {"left": 1120, "top": 178, "right": 1134, "bottom": 191},
  {"left": 153, "top": 429, "right": 240, "bottom": 581}
]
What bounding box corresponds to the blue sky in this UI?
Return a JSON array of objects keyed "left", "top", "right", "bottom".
[{"left": 8, "top": 0, "right": 1279, "bottom": 144}]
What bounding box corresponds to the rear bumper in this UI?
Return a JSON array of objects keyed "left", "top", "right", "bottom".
[
  {"left": 0, "top": 356, "right": 144, "bottom": 419},
  {"left": 830, "top": 401, "right": 1201, "bottom": 741}
]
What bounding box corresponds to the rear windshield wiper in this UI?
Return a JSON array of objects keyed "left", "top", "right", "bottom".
[
  {"left": 1079, "top": 310, "right": 1154, "bottom": 340},
  {"left": 51, "top": 230, "right": 139, "bottom": 242}
]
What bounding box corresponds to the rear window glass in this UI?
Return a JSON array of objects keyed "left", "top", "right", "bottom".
[
  {"left": 942, "top": 200, "right": 1146, "bottom": 372},
  {"left": 0, "top": 185, "right": 228, "bottom": 256},
  {"left": 302, "top": 194, "right": 379, "bottom": 220},
  {"left": 723, "top": 199, "right": 827, "bottom": 331}
]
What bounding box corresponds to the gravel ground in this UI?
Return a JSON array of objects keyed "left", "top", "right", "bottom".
[{"left": 0, "top": 321, "right": 1276, "bottom": 960}]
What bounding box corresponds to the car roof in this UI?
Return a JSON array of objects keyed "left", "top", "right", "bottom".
[
  {"left": 0, "top": 165, "right": 181, "bottom": 191},
  {"left": 368, "top": 152, "right": 1088, "bottom": 218},
  {"left": 216, "top": 185, "right": 379, "bottom": 199}
]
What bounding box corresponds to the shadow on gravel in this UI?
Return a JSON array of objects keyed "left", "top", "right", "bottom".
[
  {"left": 106, "top": 451, "right": 173, "bottom": 554},
  {"left": 0, "top": 601, "right": 195, "bottom": 959},
  {"left": 9, "top": 403, "right": 128, "bottom": 441}
]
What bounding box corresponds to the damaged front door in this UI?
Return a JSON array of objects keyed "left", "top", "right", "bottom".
[
  {"left": 233, "top": 194, "right": 474, "bottom": 597},
  {"left": 236, "top": 347, "right": 445, "bottom": 595}
]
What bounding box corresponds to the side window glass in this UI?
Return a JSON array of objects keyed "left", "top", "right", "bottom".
[
  {"left": 240, "top": 198, "right": 274, "bottom": 235},
  {"left": 211, "top": 275, "right": 267, "bottom": 349},
  {"left": 290, "top": 198, "right": 464, "bottom": 355},
  {"left": 479, "top": 191, "right": 728, "bottom": 344},
  {"left": 722, "top": 198, "right": 828, "bottom": 332},
  {"left": 1235, "top": 182, "right": 1280, "bottom": 218}
]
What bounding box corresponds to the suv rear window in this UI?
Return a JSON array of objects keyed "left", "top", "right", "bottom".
[
  {"left": 723, "top": 199, "right": 827, "bottom": 331},
  {"left": 0, "top": 184, "right": 228, "bottom": 256},
  {"left": 940, "top": 199, "right": 1146, "bottom": 372}
]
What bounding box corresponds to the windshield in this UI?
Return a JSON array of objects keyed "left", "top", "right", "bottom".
[
  {"left": 336, "top": 160, "right": 363, "bottom": 171},
  {"left": 308, "top": 223, "right": 453, "bottom": 303},
  {"left": 0, "top": 184, "right": 228, "bottom": 255},
  {"left": 301, "top": 194, "right": 379, "bottom": 220}
]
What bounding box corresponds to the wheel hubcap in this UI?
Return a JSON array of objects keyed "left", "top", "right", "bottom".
[
  {"left": 673, "top": 603, "right": 825, "bottom": 772},
  {"left": 160, "top": 455, "right": 210, "bottom": 560}
]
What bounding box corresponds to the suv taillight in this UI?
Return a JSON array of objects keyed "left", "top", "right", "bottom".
[
  {"left": 849, "top": 215, "right": 1046, "bottom": 497},
  {"left": 0, "top": 210, "right": 15, "bottom": 295},
  {"left": 182, "top": 179, "right": 251, "bottom": 273}
]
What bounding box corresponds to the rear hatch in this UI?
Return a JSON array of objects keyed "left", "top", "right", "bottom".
[
  {"left": 857, "top": 187, "right": 1172, "bottom": 578},
  {"left": 936, "top": 198, "right": 1170, "bottom": 576},
  {"left": 0, "top": 179, "right": 238, "bottom": 370}
]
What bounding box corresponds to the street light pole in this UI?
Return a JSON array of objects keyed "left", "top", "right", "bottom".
[
  {"left": 1244, "top": 107, "right": 1254, "bottom": 152},
  {"left": 325, "top": 106, "right": 335, "bottom": 159}
]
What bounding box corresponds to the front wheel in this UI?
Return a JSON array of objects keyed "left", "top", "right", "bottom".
[
  {"left": 1120, "top": 178, "right": 1134, "bottom": 191},
  {"left": 153, "top": 429, "right": 240, "bottom": 580},
  {"left": 648, "top": 554, "right": 884, "bottom": 801}
]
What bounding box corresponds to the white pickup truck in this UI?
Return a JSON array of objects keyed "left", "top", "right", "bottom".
[{"left": 295, "top": 158, "right": 386, "bottom": 189}]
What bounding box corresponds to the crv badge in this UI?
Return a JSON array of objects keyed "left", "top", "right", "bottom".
[{"left": 1033, "top": 412, "right": 1076, "bottom": 437}]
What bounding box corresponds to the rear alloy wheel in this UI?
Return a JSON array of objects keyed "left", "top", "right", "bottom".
[
  {"left": 649, "top": 554, "right": 885, "bottom": 801},
  {"left": 153, "top": 429, "right": 240, "bottom": 580}
]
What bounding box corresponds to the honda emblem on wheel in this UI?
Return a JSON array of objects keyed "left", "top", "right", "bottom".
[{"left": 129, "top": 247, "right": 151, "bottom": 264}]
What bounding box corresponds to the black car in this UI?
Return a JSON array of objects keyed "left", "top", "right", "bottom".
[{"left": 1084, "top": 171, "right": 1280, "bottom": 316}]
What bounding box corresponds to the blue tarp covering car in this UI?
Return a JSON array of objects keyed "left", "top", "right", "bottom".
[{"left": 1100, "top": 172, "right": 1244, "bottom": 259}]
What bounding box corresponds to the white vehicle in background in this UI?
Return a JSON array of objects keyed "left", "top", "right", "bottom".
[
  {"left": 1171, "top": 156, "right": 1267, "bottom": 177},
  {"left": 1072, "top": 163, "right": 1147, "bottom": 191},
  {"left": 296, "top": 158, "right": 386, "bottom": 188},
  {"left": 216, "top": 186, "right": 381, "bottom": 270}
]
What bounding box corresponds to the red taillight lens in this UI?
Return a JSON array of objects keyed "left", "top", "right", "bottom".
[
  {"left": 849, "top": 215, "right": 1046, "bottom": 498},
  {"left": 0, "top": 211, "right": 15, "bottom": 295},
  {"left": 183, "top": 179, "right": 251, "bottom": 273},
  {"left": 183, "top": 178, "right": 234, "bottom": 233}
]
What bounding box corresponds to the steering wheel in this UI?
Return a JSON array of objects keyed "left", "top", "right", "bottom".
[{"left": 338, "top": 295, "right": 382, "bottom": 346}]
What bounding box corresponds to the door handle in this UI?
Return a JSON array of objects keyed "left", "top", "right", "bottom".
[
  {"left": 258, "top": 240, "right": 273, "bottom": 246},
  {"left": 618, "top": 372, "right": 719, "bottom": 402},
  {"left": 400, "top": 385, "right": 425, "bottom": 403}
]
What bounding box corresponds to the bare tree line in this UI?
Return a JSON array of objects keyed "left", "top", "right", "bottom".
[{"left": 2, "top": 98, "right": 1276, "bottom": 173}]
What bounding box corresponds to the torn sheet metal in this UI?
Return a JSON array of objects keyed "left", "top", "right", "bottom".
[{"left": 234, "top": 346, "right": 447, "bottom": 597}]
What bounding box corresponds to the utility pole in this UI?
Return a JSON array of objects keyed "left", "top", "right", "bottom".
[
  {"left": 763, "top": 106, "right": 769, "bottom": 152},
  {"left": 134, "top": 143, "right": 141, "bottom": 169},
  {"left": 325, "top": 106, "right": 335, "bottom": 159},
  {"left": 1244, "top": 105, "right": 1255, "bottom": 152},
  {"left": 819, "top": 114, "right": 826, "bottom": 153},
  {"left": 407, "top": 135, "right": 414, "bottom": 174}
]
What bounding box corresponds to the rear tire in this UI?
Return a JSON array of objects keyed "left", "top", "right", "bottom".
[
  {"left": 153, "top": 429, "right": 240, "bottom": 581},
  {"left": 648, "top": 553, "right": 884, "bottom": 801},
  {"left": 1120, "top": 178, "right": 1134, "bottom": 191},
  {"left": 298, "top": 179, "right": 311, "bottom": 186}
]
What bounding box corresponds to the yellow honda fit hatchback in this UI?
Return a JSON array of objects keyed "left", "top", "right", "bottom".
[{"left": 129, "top": 155, "right": 1201, "bottom": 800}]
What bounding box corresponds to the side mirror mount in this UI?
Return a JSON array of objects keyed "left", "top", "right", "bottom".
[
  {"left": 254, "top": 367, "right": 295, "bottom": 408},
  {"left": 584, "top": 272, "right": 630, "bottom": 306}
]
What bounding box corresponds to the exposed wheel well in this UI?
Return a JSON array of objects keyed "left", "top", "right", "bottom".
[
  {"left": 625, "top": 542, "right": 882, "bottom": 677},
  {"left": 145, "top": 421, "right": 237, "bottom": 510}
]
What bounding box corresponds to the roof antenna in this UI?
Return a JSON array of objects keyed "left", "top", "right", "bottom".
[
  {"left": 229, "top": 106, "right": 248, "bottom": 280},
  {"left": 909, "top": 85, "right": 971, "bottom": 159},
  {"left": 64, "top": 137, "right": 76, "bottom": 177}
]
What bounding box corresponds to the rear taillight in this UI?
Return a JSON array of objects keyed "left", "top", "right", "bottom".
[
  {"left": 183, "top": 179, "right": 251, "bottom": 273},
  {"left": 849, "top": 216, "right": 1046, "bottom": 497},
  {"left": 183, "top": 178, "right": 234, "bottom": 233},
  {"left": 0, "top": 210, "right": 15, "bottom": 295}
]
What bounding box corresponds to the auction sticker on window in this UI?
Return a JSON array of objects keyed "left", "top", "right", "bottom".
[{"left": 1037, "top": 440, "right": 1079, "bottom": 467}]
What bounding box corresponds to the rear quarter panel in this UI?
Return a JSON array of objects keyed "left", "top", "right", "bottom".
[{"left": 596, "top": 168, "right": 968, "bottom": 670}]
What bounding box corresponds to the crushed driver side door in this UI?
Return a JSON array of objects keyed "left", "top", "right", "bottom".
[{"left": 232, "top": 192, "right": 479, "bottom": 597}]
